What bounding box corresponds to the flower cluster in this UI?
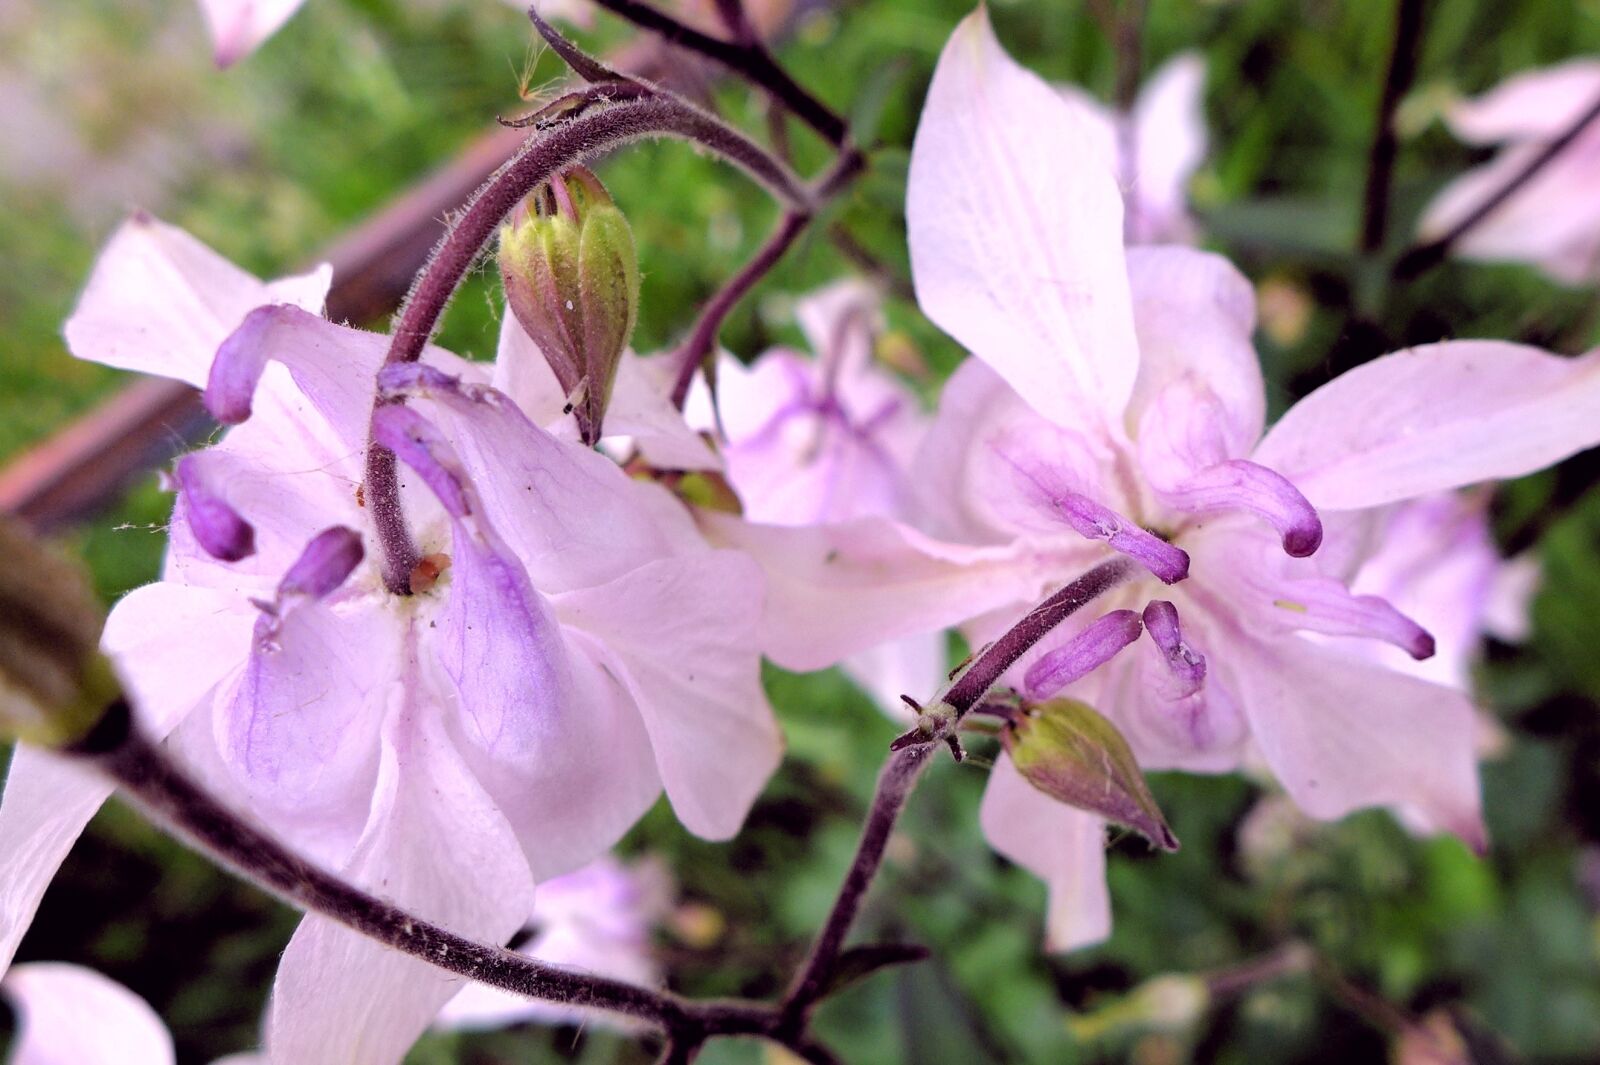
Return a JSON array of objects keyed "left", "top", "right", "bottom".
[{"left": 3, "top": 4, "right": 1600, "bottom": 1062}]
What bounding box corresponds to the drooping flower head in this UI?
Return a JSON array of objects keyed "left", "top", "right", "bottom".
[
  {"left": 0, "top": 215, "right": 780, "bottom": 1063},
  {"left": 708, "top": 11, "right": 1600, "bottom": 950}
]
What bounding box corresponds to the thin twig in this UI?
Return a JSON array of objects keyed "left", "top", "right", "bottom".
[
  {"left": 1359, "top": 0, "right": 1427, "bottom": 254},
  {"left": 590, "top": 0, "right": 850, "bottom": 147},
  {"left": 1394, "top": 88, "right": 1600, "bottom": 278},
  {"left": 668, "top": 148, "right": 866, "bottom": 409},
  {"left": 778, "top": 743, "right": 935, "bottom": 1031},
  {"left": 70, "top": 700, "right": 704, "bottom": 1031}
]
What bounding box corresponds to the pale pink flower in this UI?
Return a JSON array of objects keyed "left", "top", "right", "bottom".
[
  {"left": 709, "top": 12, "right": 1600, "bottom": 950},
  {"left": 1057, "top": 52, "right": 1208, "bottom": 244},
  {"left": 1418, "top": 59, "right": 1600, "bottom": 284},
  {"left": 0, "top": 214, "right": 779, "bottom": 1063},
  {"left": 1, "top": 963, "right": 177, "bottom": 1065},
  {"left": 0, "top": 962, "right": 266, "bottom": 1065},
  {"left": 435, "top": 855, "right": 672, "bottom": 1032},
  {"left": 686, "top": 280, "right": 946, "bottom": 715}
]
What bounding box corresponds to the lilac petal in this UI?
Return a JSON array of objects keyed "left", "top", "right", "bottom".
[
  {"left": 1055, "top": 491, "right": 1190, "bottom": 583},
  {"left": 173, "top": 454, "right": 255, "bottom": 562},
  {"left": 204, "top": 305, "right": 276, "bottom": 424},
  {"left": 1271, "top": 577, "right": 1436, "bottom": 660},
  {"left": 1024, "top": 609, "right": 1144, "bottom": 699},
  {"left": 1160, "top": 459, "right": 1323, "bottom": 558},
  {"left": 1140, "top": 600, "right": 1206, "bottom": 697},
  {"left": 278, "top": 527, "right": 364, "bottom": 600}
]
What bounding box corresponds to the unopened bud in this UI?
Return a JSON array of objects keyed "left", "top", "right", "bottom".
[
  {"left": 1002, "top": 698, "right": 1178, "bottom": 851},
  {"left": 0, "top": 517, "right": 119, "bottom": 747},
  {"left": 499, "top": 166, "right": 639, "bottom": 445}
]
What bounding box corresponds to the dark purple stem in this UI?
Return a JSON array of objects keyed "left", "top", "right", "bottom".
[
  {"left": 1395, "top": 87, "right": 1600, "bottom": 278},
  {"left": 1359, "top": 0, "right": 1426, "bottom": 254},
  {"left": 780, "top": 559, "right": 1137, "bottom": 1029},
  {"left": 778, "top": 742, "right": 934, "bottom": 1031},
  {"left": 590, "top": 0, "right": 850, "bottom": 148},
  {"left": 668, "top": 148, "right": 865, "bottom": 409},
  {"left": 942, "top": 558, "right": 1136, "bottom": 718},
  {"left": 364, "top": 91, "right": 809, "bottom": 594}
]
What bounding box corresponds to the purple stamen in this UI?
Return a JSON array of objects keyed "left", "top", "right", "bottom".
[
  {"left": 1024, "top": 609, "right": 1144, "bottom": 699},
  {"left": 1272, "top": 578, "right": 1436, "bottom": 660},
  {"left": 1141, "top": 600, "right": 1206, "bottom": 697},
  {"left": 175, "top": 455, "right": 255, "bottom": 562},
  {"left": 1161, "top": 459, "right": 1323, "bottom": 558},
  {"left": 1055, "top": 491, "right": 1190, "bottom": 584},
  {"left": 279, "top": 527, "right": 365, "bottom": 600}
]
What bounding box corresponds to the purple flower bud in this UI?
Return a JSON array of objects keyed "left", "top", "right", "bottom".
[
  {"left": 499, "top": 166, "right": 639, "bottom": 445},
  {"left": 175, "top": 455, "right": 256, "bottom": 562},
  {"left": 1024, "top": 609, "right": 1144, "bottom": 698},
  {"left": 1002, "top": 697, "right": 1178, "bottom": 851}
]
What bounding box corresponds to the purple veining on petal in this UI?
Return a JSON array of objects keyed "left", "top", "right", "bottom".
[
  {"left": 371, "top": 405, "right": 470, "bottom": 518},
  {"left": 1024, "top": 609, "right": 1144, "bottom": 699},
  {"left": 1161, "top": 459, "right": 1323, "bottom": 558},
  {"left": 174, "top": 454, "right": 255, "bottom": 561},
  {"left": 1141, "top": 600, "right": 1206, "bottom": 697},
  {"left": 1055, "top": 491, "right": 1191, "bottom": 583},
  {"left": 204, "top": 305, "right": 281, "bottom": 424},
  {"left": 279, "top": 526, "right": 365, "bottom": 599},
  {"left": 1272, "top": 577, "right": 1437, "bottom": 660}
]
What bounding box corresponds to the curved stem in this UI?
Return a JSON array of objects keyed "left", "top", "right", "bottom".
[
  {"left": 71, "top": 700, "right": 704, "bottom": 1031},
  {"left": 590, "top": 0, "right": 850, "bottom": 147},
  {"left": 779, "top": 743, "right": 934, "bottom": 1030},
  {"left": 668, "top": 147, "right": 865, "bottom": 409},
  {"left": 364, "top": 91, "right": 809, "bottom": 594}
]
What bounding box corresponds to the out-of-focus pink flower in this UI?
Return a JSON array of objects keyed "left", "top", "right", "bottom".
[
  {"left": 708, "top": 11, "right": 1600, "bottom": 951},
  {"left": 1, "top": 963, "right": 177, "bottom": 1065},
  {"left": 686, "top": 280, "right": 946, "bottom": 716},
  {"left": 0, "top": 215, "right": 779, "bottom": 1064},
  {"left": 1057, "top": 52, "right": 1208, "bottom": 244},
  {"left": 435, "top": 855, "right": 672, "bottom": 1032},
  {"left": 1419, "top": 59, "right": 1600, "bottom": 284}
]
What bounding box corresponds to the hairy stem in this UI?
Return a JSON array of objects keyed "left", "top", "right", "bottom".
[
  {"left": 590, "top": 0, "right": 850, "bottom": 147},
  {"left": 1394, "top": 88, "right": 1600, "bottom": 278},
  {"left": 364, "top": 91, "right": 809, "bottom": 594},
  {"left": 1359, "top": 0, "right": 1426, "bottom": 254},
  {"left": 70, "top": 700, "right": 703, "bottom": 1030},
  {"left": 779, "top": 743, "right": 935, "bottom": 1030}
]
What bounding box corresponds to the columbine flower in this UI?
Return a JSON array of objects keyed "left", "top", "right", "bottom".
[
  {"left": 707, "top": 11, "right": 1600, "bottom": 950},
  {"left": 1418, "top": 58, "right": 1600, "bottom": 284},
  {"left": 435, "top": 854, "right": 672, "bottom": 1032},
  {"left": 1056, "top": 52, "right": 1208, "bottom": 244},
  {"left": 0, "top": 213, "right": 780, "bottom": 1061},
  {"left": 686, "top": 280, "right": 946, "bottom": 716}
]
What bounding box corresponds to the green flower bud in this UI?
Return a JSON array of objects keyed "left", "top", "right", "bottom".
[
  {"left": 499, "top": 166, "right": 640, "bottom": 446},
  {"left": 1001, "top": 698, "right": 1178, "bottom": 851},
  {"left": 0, "top": 517, "right": 120, "bottom": 748}
]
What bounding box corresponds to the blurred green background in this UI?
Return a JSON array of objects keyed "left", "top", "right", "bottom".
[{"left": 2, "top": 0, "right": 1600, "bottom": 1061}]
